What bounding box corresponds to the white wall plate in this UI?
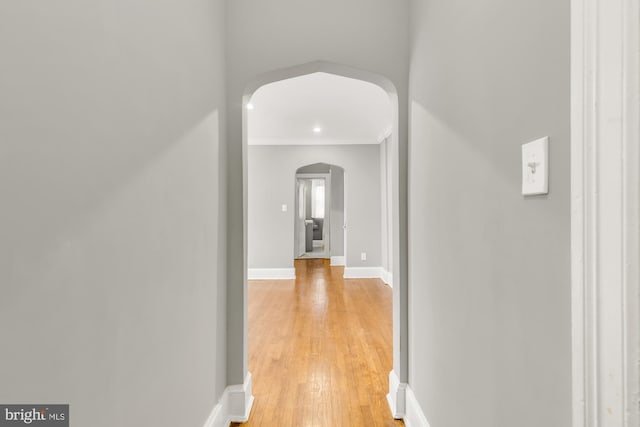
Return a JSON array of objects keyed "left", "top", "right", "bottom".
[{"left": 522, "top": 137, "right": 549, "bottom": 195}]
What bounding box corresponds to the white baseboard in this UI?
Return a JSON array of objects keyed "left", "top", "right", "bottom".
[
  {"left": 330, "top": 256, "right": 345, "bottom": 266},
  {"left": 404, "top": 384, "right": 431, "bottom": 427},
  {"left": 386, "top": 371, "right": 431, "bottom": 427},
  {"left": 203, "top": 402, "right": 225, "bottom": 427},
  {"left": 204, "top": 399, "right": 231, "bottom": 427},
  {"left": 381, "top": 269, "right": 393, "bottom": 287},
  {"left": 227, "top": 372, "right": 254, "bottom": 422},
  {"left": 343, "top": 266, "right": 392, "bottom": 286},
  {"left": 343, "top": 266, "right": 383, "bottom": 279},
  {"left": 247, "top": 268, "right": 295, "bottom": 280},
  {"left": 387, "top": 370, "right": 406, "bottom": 419},
  {"left": 203, "top": 372, "right": 255, "bottom": 427}
]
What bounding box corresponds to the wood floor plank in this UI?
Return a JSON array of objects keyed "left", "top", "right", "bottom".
[{"left": 231, "top": 259, "right": 404, "bottom": 427}]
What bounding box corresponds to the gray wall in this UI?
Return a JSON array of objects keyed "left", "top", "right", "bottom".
[
  {"left": 0, "top": 1, "right": 228, "bottom": 426},
  {"left": 298, "top": 163, "right": 331, "bottom": 174},
  {"left": 379, "top": 138, "right": 393, "bottom": 274},
  {"left": 248, "top": 145, "right": 380, "bottom": 269},
  {"left": 226, "top": 0, "right": 410, "bottom": 383},
  {"left": 408, "top": 0, "right": 571, "bottom": 426},
  {"left": 330, "top": 166, "right": 345, "bottom": 258}
]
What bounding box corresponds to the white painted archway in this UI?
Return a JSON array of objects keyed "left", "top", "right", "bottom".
[{"left": 241, "top": 61, "right": 409, "bottom": 419}]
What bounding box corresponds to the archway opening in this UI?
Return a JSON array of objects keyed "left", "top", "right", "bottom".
[{"left": 241, "top": 61, "right": 406, "bottom": 422}]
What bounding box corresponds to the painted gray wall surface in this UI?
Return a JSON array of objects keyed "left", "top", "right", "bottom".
[
  {"left": 298, "top": 163, "right": 331, "bottom": 174},
  {"left": 248, "top": 145, "right": 380, "bottom": 269},
  {"left": 0, "top": 1, "right": 228, "bottom": 427},
  {"left": 330, "top": 166, "right": 345, "bottom": 257},
  {"left": 408, "top": 1, "right": 571, "bottom": 426},
  {"left": 227, "top": 0, "right": 410, "bottom": 383},
  {"left": 379, "top": 138, "right": 392, "bottom": 274}
]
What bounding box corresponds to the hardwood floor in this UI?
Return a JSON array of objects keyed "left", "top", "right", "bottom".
[{"left": 231, "top": 259, "right": 403, "bottom": 427}]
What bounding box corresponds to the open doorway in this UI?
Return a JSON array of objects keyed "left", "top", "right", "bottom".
[
  {"left": 240, "top": 62, "right": 406, "bottom": 423},
  {"left": 294, "top": 163, "right": 345, "bottom": 261},
  {"left": 295, "top": 174, "right": 329, "bottom": 259}
]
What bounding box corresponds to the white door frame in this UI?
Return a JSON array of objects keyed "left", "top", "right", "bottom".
[{"left": 571, "top": 0, "right": 640, "bottom": 425}]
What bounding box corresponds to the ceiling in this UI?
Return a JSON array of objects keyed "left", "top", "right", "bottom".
[{"left": 247, "top": 72, "right": 392, "bottom": 146}]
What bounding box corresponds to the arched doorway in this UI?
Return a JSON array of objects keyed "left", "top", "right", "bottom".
[{"left": 235, "top": 61, "right": 407, "bottom": 422}]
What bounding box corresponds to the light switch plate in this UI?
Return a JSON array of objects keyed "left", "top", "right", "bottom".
[
  {"left": 281, "top": 204, "right": 287, "bottom": 212},
  {"left": 522, "top": 137, "right": 549, "bottom": 196}
]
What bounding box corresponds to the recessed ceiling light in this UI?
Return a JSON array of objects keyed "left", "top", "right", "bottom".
[
  {"left": 246, "top": 103, "right": 254, "bottom": 110},
  {"left": 313, "top": 127, "right": 322, "bottom": 133}
]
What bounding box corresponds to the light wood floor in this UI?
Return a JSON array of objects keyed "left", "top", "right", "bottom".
[{"left": 232, "top": 259, "right": 404, "bottom": 427}]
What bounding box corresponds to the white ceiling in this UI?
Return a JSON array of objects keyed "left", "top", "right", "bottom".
[{"left": 248, "top": 72, "right": 392, "bottom": 145}]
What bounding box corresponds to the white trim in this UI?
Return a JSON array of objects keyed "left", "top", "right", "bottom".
[
  {"left": 404, "top": 385, "right": 431, "bottom": 427},
  {"left": 571, "top": 0, "right": 640, "bottom": 425},
  {"left": 377, "top": 126, "right": 392, "bottom": 144},
  {"left": 330, "top": 256, "right": 345, "bottom": 266},
  {"left": 202, "top": 402, "right": 225, "bottom": 427},
  {"left": 247, "top": 268, "right": 295, "bottom": 280},
  {"left": 386, "top": 370, "right": 406, "bottom": 419},
  {"left": 381, "top": 269, "right": 393, "bottom": 287},
  {"left": 343, "top": 266, "right": 383, "bottom": 279},
  {"left": 621, "top": 3, "right": 640, "bottom": 424},
  {"left": 343, "top": 266, "right": 393, "bottom": 286},
  {"left": 202, "top": 373, "right": 254, "bottom": 427},
  {"left": 226, "top": 372, "right": 255, "bottom": 423},
  {"left": 343, "top": 266, "right": 383, "bottom": 280}
]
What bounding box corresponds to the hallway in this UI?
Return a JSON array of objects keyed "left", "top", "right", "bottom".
[
  {"left": 233, "top": 259, "right": 403, "bottom": 426},
  {"left": 4, "top": 0, "right": 638, "bottom": 425}
]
